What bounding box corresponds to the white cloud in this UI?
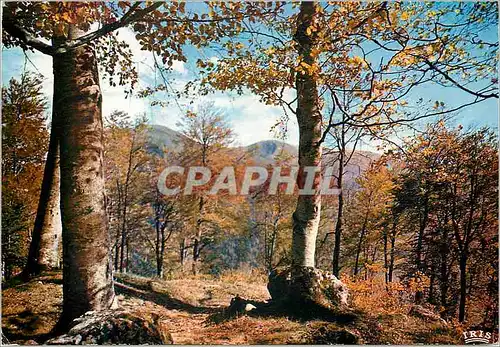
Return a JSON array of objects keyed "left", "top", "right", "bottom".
[
  {"left": 3, "top": 31, "right": 299, "bottom": 148},
  {"left": 101, "top": 85, "right": 147, "bottom": 120},
  {"left": 153, "top": 91, "right": 299, "bottom": 147},
  {"left": 171, "top": 60, "right": 187, "bottom": 75}
]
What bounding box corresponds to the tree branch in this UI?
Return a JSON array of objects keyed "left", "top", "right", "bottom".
[
  {"left": 53, "top": 2, "right": 163, "bottom": 54},
  {"left": 3, "top": 13, "right": 54, "bottom": 55},
  {"left": 424, "top": 59, "right": 498, "bottom": 99}
]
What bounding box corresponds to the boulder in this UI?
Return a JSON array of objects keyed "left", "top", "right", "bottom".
[
  {"left": 227, "top": 295, "right": 258, "bottom": 316},
  {"left": 46, "top": 309, "right": 172, "bottom": 345},
  {"left": 268, "top": 266, "right": 349, "bottom": 310},
  {"left": 245, "top": 303, "right": 257, "bottom": 312}
]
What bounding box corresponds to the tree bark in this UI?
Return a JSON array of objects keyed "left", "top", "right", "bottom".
[
  {"left": 55, "top": 27, "right": 115, "bottom": 327},
  {"left": 291, "top": 1, "right": 321, "bottom": 273},
  {"left": 439, "top": 224, "right": 449, "bottom": 312},
  {"left": 180, "top": 238, "right": 186, "bottom": 266},
  {"left": 125, "top": 236, "right": 130, "bottom": 273},
  {"left": 120, "top": 227, "right": 126, "bottom": 272},
  {"left": 354, "top": 213, "right": 368, "bottom": 276},
  {"left": 428, "top": 264, "right": 436, "bottom": 304},
  {"left": 114, "top": 229, "right": 120, "bottom": 271},
  {"left": 388, "top": 227, "right": 396, "bottom": 282},
  {"left": 415, "top": 192, "right": 429, "bottom": 303},
  {"left": 416, "top": 193, "right": 429, "bottom": 270},
  {"left": 155, "top": 219, "right": 164, "bottom": 278},
  {"left": 332, "top": 152, "right": 343, "bottom": 277},
  {"left": 24, "top": 123, "right": 62, "bottom": 276},
  {"left": 458, "top": 253, "right": 467, "bottom": 322},
  {"left": 192, "top": 196, "right": 204, "bottom": 275},
  {"left": 388, "top": 214, "right": 398, "bottom": 282},
  {"left": 383, "top": 225, "right": 388, "bottom": 284}
]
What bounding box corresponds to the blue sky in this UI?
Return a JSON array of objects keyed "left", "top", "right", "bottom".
[
  {"left": 2, "top": 8, "right": 498, "bottom": 150},
  {"left": 2, "top": 34, "right": 298, "bottom": 147}
]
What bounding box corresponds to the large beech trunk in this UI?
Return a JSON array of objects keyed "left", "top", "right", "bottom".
[
  {"left": 291, "top": 2, "right": 322, "bottom": 274},
  {"left": 54, "top": 27, "right": 115, "bottom": 326},
  {"left": 24, "top": 123, "right": 62, "bottom": 276}
]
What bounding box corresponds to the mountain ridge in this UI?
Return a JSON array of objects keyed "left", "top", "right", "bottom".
[{"left": 146, "top": 124, "right": 380, "bottom": 185}]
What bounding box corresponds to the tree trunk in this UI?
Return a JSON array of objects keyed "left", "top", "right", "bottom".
[
  {"left": 415, "top": 193, "right": 429, "bottom": 303},
  {"left": 120, "top": 227, "right": 126, "bottom": 272},
  {"left": 458, "top": 253, "right": 467, "bottom": 322},
  {"left": 428, "top": 264, "right": 436, "bottom": 304},
  {"left": 354, "top": 213, "right": 368, "bottom": 276},
  {"left": 439, "top": 226, "right": 449, "bottom": 311},
  {"left": 155, "top": 220, "right": 164, "bottom": 278},
  {"left": 388, "top": 216, "right": 398, "bottom": 282},
  {"left": 383, "top": 226, "right": 388, "bottom": 284},
  {"left": 332, "top": 154, "right": 343, "bottom": 277},
  {"left": 389, "top": 229, "right": 396, "bottom": 282},
  {"left": 113, "top": 181, "right": 121, "bottom": 271},
  {"left": 180, "top": 238, "right": 186, "bottom": 265},
  {"left": 114, "top": 229, "right": 120, "bottom": 271},
  {"left": 192, "top": 196, "right": 204, "bottom": 275},
  {"left": 291, "top": 1, "right": 321, "bottom": 272},
  {"left": 125, "top": 236, "right": 130, "bottom": 273},
  {"left": 55, "top": 27, "right": 115, "bottom": 327},
  {"left": 24, "top": 123, "right": 62, "bottom": 276},
  {"left": 268, "top": 217, "right": 279, "bottom": 271}
]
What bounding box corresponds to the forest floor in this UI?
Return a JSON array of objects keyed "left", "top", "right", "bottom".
[{"left": 2, "top": 271, "right": 461, "bottom": 345}]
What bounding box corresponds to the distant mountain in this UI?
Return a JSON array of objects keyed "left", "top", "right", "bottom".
[
  {"left": 146, "top": 124, "right": 187, "bottom": 156},
  {"left": 242, "top": 140, "right": 298, "bottom": 165},
  {"left": 145, "top": 124, "right": 380, "bottom": 186}
]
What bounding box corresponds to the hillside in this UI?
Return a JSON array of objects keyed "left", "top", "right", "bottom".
[
  {"left": 2, "top": 271, "right": 461, "bottom": 345},
  {"left": 146, "top": 124, "right": 380, "bottom": 185}
]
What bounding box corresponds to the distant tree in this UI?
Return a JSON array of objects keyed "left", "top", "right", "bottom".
[
  {"left": 104, "top": 112, "right": 151, "bottom": 273},
  {"left": 176, "top": 103, "right": 234, "bottom": 275},
  {"left": 347, "top": 162, "right": 395, "bottom": 277},
  {"left": 149, "top": 188, "right": 179, "bottom": 278},
  {"left": 393, "top": 123, "right": 498, "bottom": 323},
  {"left": 2, "top": 73, "right": 49, "bottom": 279}
]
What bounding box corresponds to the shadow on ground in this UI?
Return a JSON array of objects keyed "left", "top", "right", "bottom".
[
  {"left": 114, "top": 276, "right": 221, "bottom": 315},
  {"left": 208, "top": 296, "right": 360, "bottom": 325}
]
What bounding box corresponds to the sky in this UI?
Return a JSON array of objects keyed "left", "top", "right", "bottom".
[
  {"left": 2, "top": 9, "right": 498, "bottom": 151},
  {"left": 2, "top": 25, "right": 300, "bottom": 148}
]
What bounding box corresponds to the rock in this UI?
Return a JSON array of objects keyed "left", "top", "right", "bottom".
[
  {"left": 46, "top": 309, "right": 172, "bottom": 345},
  {"left": 223, "top": 296, "right": 260, "bottom": 319},
  {"left": 227, "top": 295, "right": 249, "bottom": 316},
  {"left": 409, "top": 305, "right": 447, "bottom": 325},
  {"left": 268, "top": 266, "right": 349, "bottom": 310},
  {"left": 244, "top": 303, "right": 257, "bottom": 312}
]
